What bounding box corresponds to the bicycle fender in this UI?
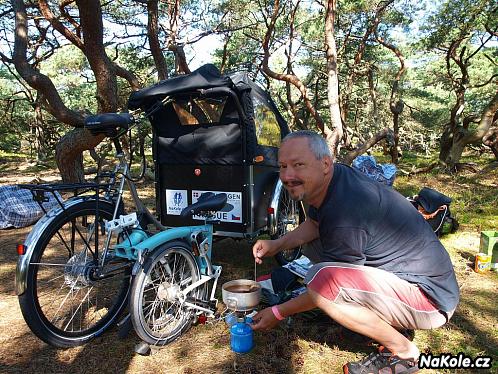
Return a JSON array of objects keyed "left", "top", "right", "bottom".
[
  {"left": 15, "top": 197, "right": 115, "bottom": 296},
  {"left": 268, "top": 180, "right": 284, "bottom": 236},
  {"left": 131, "top": 226, "right": 212, "bottom": 274},
  {"left": 136, "top": 239, "right": 189, "bottom": 276}
]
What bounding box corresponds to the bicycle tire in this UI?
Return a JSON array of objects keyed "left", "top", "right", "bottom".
[
  {"left": 18, "top": 200, "right": 131, "bottom": 348},
  {"left": 272, "top": 188, "right": 305, "bottom": 265},
  {"left": 130, "top": 241, "right": 201, "bottom": 346}
]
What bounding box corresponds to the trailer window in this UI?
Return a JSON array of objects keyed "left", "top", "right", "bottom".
[
  {"left": 173, "top": 97, "right": 227, "bottom": 126},
  {"left": 253, "top": 96, "right": 281, "bottom": 147}
]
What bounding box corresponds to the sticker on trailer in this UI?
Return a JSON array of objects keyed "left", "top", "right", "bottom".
[
  {"left": 192, "top": 190, "right": 242, "bottom": 223},
  {"left": 165, "top": 189, "right": 188, "bottom": 215}
]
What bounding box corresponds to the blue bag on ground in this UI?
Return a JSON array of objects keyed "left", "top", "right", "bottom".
[
  {"left": 0, "top": 185, "right": 61, "bottom": 229},
  {"left": 352, "top": 155, "right": 397, "bottom": 186}
]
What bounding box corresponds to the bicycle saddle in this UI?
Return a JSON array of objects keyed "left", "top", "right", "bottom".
[
  {"left": 85, "top": 113, "right": 133, "bottom": 136},
  {"left": 180, "top": 193, "right": 227, "bottom": 218}
]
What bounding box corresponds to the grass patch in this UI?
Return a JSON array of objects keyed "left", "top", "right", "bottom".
[
  {"left": 394, "top": 152, "right": 498, "bottom": 231},
  {"left": 0, "top": 150, "right": 29, "bottom": 158}
]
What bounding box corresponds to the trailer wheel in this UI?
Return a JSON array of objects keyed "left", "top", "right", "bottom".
[{"left": 272, "top": 188, "right": 305, "bottom": 265}]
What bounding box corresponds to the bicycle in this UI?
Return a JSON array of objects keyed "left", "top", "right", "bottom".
[{"left": 16, "top": 105, "right": 229, "bottom": 348}]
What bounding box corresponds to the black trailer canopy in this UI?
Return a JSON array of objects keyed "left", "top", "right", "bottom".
[
  {"left": 127, "top": 64, "right": 290, "bottom": 166},
  {"left": 128, "top": 64, "right": 232, "bottom": 110}
]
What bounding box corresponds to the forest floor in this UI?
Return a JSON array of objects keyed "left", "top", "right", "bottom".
[{"left": 0, "top": 152, "right": 497, "bottom": 373}]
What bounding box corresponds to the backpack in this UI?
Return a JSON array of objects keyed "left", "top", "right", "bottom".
[{"left": 408, "top": 187, "right": 459, "bottom": 237}]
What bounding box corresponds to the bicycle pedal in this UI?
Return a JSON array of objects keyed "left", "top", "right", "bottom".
[{"left": 134, "top": 341, "right": 152, "bottom": 356}]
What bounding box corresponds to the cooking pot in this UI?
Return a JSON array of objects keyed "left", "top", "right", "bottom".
[{"left": 222, "top": 279, "right": 261, "bottom": 311}]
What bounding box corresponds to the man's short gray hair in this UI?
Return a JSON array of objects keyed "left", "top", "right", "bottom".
[{"left": 282, "top": 130, "right": 331, "bottom": 160}]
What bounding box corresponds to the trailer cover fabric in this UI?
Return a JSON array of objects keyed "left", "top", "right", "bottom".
[{"left": 128, "top": 64, "right": 290, "bottom": 167}]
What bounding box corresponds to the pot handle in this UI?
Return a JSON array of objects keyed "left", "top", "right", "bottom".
[{"left": 226, "top": 297, "right": 238, "bottom": 310}]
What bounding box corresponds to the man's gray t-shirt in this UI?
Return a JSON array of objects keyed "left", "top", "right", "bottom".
[{"left": 308, "top": 163, "right": 459, "bottom": 312}]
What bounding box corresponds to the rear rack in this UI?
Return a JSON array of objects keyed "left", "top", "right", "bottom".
[
  {"left": 19, "top": 182, "right": 113, "bottom": 215},
  {"left": 18, "top": 182, "right": 118, "bottom": 268}
]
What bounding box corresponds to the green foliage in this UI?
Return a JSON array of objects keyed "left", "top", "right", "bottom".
[
  {"left": 420, "top": 0, "right": 494, "bottom": 48},
  {"left": 0, "top": 67, "right": 32, "bottom": 153},
  {"left": 41, "top": 45, "right": 97, "bottom": 114}
]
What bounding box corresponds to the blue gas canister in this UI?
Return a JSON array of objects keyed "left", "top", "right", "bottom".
[
  {"left": 225, "top": 313, "right": 237, "bottom": 327},
  {"left": 230, "top": 317, "right": 253, "bottom": 353}
]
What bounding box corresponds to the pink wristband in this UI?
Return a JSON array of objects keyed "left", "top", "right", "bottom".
[{"left": 271, "top": 305, "right": 285, "bottom": 321}]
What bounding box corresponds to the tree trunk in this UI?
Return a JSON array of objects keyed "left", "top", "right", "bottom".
[
  {"left": 439, "top": 97, "right": 466, "bottom": 163},
  {"left": 34, "top": 94, "right": 47, "bottom": 161},
  {"left": 375, "top": 30, "right": 407, "bottom": 165},
  {"left": 390, "top": 100, "right": 403, "bottom": 164},
  {"left": 77, "top": 0, "right": 117, "bottom": 113},
  {"left": 147, "top": 0, "right": 168, "bottom": 80},
  {"left": 342, "top": 128, "right": 394, "bottom": 165},
  {"left": 367, "top": 67, "right": 379, "bottom": 128},
  {"left": 489, "top": 145, "right": 498, "bottom": 160},
  {"left": 324, "top": 0, "right": 343, "bottom": 158},
  {"left": 439, "top": 36, "right": 468, "bottom": 165},
  {"left": 53, "top": 1, "right": 119, "bottom": 182},
  {"left": 12, "top": 0, "right": 84, "bottom": 127},
  {"left": 446, "top": 91, "right": 498, "bottom": 167},
  {"left": 167, "top": 0, "right": 191, "bottom": 75},
  {"left": 13, "top": 0, "right": 124, "bottom": 182},
  {"left": 483, "top": 126, "right": 498, "bottom": 160},
  {"left": 438, "top": 122, "right": 454, "bottom": 162},
  {"left": 56, "top": 129, "right": 105, "bottom": 183}
]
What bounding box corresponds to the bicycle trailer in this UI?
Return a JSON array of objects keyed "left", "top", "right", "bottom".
[{"left": 128, "top": 64, "right": 301, "bottom": 241}]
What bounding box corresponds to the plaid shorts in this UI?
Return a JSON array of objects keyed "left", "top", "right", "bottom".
[{"left": 304, "top": 262, "right": 451, "bottom": 330}]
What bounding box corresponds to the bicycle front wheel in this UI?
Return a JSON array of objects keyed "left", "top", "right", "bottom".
[
  {"left": 130, "top": 241, "right": 201, "bottom": 346},
  {"left": 18, "top": 200, "right": 131, "bottom": 347}
]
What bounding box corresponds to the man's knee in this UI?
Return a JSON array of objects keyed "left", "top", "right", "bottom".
[{"left": 307, "top": 287, "right": 336, "bottom": 311}]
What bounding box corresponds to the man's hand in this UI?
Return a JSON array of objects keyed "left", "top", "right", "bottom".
[
  {"left": 252, "top": 239, "right": 279, "bottom": 264},
  {"left": 250, "top": 307, "right": 281, "bottom": 331},
  {"left": 251, "top": 292, "right": 316, "bottom": 332},
  {"left": 252, "top": 219, "right": 319, "bottom": 265}
]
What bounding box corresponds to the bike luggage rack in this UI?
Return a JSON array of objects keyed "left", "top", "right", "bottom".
[{"left": 18, "top": 182, "right": 113, "bottom": 215}]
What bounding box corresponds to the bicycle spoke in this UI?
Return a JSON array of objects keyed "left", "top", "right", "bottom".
[
  {"left": 63, "top": 287, "right": 93, "bottom": 331},
  {"left": 132, "top": 245, "right": 200, "bottom": 345},
  {"left": 38, "top": 277, "right": 73, "bottom": 311},
  {"left": 20, "top": 202, "right": 130, "bottom": 347},
  {"left": 49, "top": 282, "right": 83, "bottom": 326}
]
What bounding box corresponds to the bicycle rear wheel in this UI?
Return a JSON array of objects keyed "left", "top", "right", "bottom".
[
  {"left": 273, "top": 188, "right": 305, "bottom": 265},
  {"left": 18, "top": 200, "right": 131, "bottom": 347},
  {"left": 130, "top": 241, "right": 201, "bottom": 346}
]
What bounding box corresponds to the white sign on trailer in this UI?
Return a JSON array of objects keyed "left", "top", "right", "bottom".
[
  {"left": 191, "top": 190, "right": 242, "bottom": 223},
  {"left": 165, "top": 189, "right": 188, "bottom": 215}
]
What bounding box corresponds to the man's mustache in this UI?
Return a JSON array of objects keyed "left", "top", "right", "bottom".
[{"left": 283, "top": 180, "right": 303, "bottom": 187}]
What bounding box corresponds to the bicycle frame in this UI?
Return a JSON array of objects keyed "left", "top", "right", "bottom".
[
  {"left": 127, "top": 222, "right": 223, "bottom": 316},
  {"left": 104, "top": 150, "right": 220, "bottom": 277},
  {"left": 16, "top": 108, "right": 232, "bottom": 350},
  {"left": 16, "top": 154, "right": 223, "bottom": 318}
]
